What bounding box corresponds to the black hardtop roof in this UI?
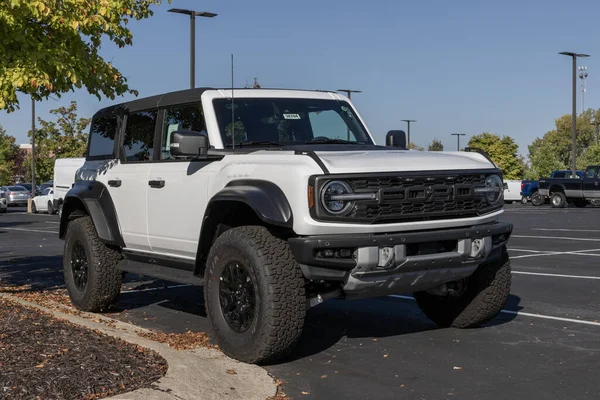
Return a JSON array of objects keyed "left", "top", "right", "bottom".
[{"left": 92, "top": 87, "right": 337, "bottom": 117}]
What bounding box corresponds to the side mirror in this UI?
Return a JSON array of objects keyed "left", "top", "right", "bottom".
[
  {"left": 170, "top": 130, "right": 209, "bottom": 157},
  {"left": 386, "top": 130, "right": 407, "bottom": 149}
]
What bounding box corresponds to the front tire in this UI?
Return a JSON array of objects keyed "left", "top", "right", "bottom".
[
  {"left": 31, "top": 202, "right": 37, "bottom": 214},
  {"left": 204, "top": 226, "right": 306, "bottom": 364},
  {"left": 63, "top": 216, "right": 123, "bottom": 312},
  {"left": 520, "top": 196, "right": 528, "bottom": 205},
  {"left": 414, "top": 247, "right": 511, "bottom": 328},
  {"left": 47, "top": 201, "right": 55, "bottom": 214},
  {"left": 551, "top": 192, "right": 567, "bottom": 208}
]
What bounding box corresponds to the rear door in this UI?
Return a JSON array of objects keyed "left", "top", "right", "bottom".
[{"left": 583, "top": 167, "right": 599, "bottom": 199}]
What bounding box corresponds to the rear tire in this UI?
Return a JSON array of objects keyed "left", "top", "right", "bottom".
[
  {"left": 63, "top": 216, "right": 123, "bottom": 312},
  {"left": 204, "top": 226, "right": 306, "bottom": 364},
  {"left": 414, "top": 247, "right": 511, "bottom": 328},
  {"left": 47, "top": 201, "right": 55, "bottom": 215},
  {"left": 531, "top": 191, "right": 544, "bottom": 206},
  {"left": 550, "top": 192, "right": 567, "bottom": 208}
]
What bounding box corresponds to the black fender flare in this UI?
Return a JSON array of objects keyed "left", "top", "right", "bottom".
[
  {"left": 59, "top": 181, "right": 124, "bottom": 247},
  {"left": 548, "top": 184, "right": 566, "bottom": 193},
  {"left": 207, "top": 180, "right": 293, "bottom": 228}
]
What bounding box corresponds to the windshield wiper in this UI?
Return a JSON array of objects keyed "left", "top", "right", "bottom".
[
  {"left": 305, "top": 138, "right": 366, "bottom": 144},
  {"left": 226, "top": 141, "right": 284, "bottom": 147}
]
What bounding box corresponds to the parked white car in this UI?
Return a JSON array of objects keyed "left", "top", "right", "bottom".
[
  {"left": 53, "top": 157, "right": 85, "bottom": 217},
  {"left": 503, "top": 180, "right": 522, "bottom": 203},
  {"left": 0, "top": 188, "right": 7, "bottom": 213},
  {"left": 31, "top": 187, "right": 56, "bottom": 214}
]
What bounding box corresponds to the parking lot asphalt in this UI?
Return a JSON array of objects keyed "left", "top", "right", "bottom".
[{"left": 1, "top": 204, "right": 599, "bottom": 400}]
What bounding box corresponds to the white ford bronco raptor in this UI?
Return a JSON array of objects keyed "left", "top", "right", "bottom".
[{"left": 59, "top": 88, "right": 512, "bottom": 364}]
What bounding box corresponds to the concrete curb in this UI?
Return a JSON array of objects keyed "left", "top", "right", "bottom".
[{"left": 0, "top": 293, "right": 277, "bottom": 400}]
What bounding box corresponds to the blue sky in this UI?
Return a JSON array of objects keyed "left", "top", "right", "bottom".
[{"left": 1, "top": 0, "right": 599, "bottom": 156}]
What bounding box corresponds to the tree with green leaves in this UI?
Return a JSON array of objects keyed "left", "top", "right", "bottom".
[
  {"left": 0, "top": 0, "right": 171, "bottom": 112},
  {"left": 428, "top": 138, "right": 443, "bottom": 151},
  {"left": 467, "top": 132, "right": 523, "bottom": 180},
  {"left": 24, "top": 101, "right": 90, "bottom": 182},
  {"left": 407, "top": 142, "right": 424, "bottom": 151},
  {"left": 0, "top": 125, "right": 20, "bottom": 185}
]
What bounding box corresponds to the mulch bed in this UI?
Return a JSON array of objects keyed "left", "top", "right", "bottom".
[{"left": 0, "top": 298, "right": 167, "bottom": 400}]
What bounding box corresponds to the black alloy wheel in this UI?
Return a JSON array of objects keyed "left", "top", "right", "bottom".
[
  {"left": 71, "top": 241, "right": 89, "bottom": 290},
  {"left": 219, "top": 262, "right": 257, "bottom": 333}
]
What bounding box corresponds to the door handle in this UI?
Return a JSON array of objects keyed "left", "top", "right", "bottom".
[
  {"left": 149, "top": 180, "right": 165, "bottom": 188},
  {"left": 108, "top": 179, "right": 122, "bottom": 188}
]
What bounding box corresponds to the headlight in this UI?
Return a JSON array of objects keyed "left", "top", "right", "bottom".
[
  {"left": 474, "top": 174, "right": 503, "bottom": 205},
  {"left": 321, "top": 180, "right": 354, "bottom": 215}
]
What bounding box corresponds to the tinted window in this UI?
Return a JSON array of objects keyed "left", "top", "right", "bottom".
[
  {"left": 41, "top": 188, "right": 51, "bottom": 196},
  {"left": 586, "top": 168, "right": 598, "bottom": 178},
  {"left": 160, "top": 103, "right": 207, "bottom": 160},
  {"left": 553, "top": 172, "right": 565, "bottom": 178},
  {"left": 123, "top": 110, "right": 157, "bottom": 162},
  {"left": 213, "top": 98, "right": 372, "bottom": 147},
  {"left": 88, "top": 112, "right": 118, "bottom": 158}
]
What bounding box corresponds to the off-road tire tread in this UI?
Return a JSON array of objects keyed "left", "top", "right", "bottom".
[
  {"left": 64, "top": 216, "right": 122, "bottom": 312},
  {"left": 205, "top": 226, "right": 306, "bottom": 364},
  {"left": 414, "top": 248, "right": 511, "bottom": 328}
]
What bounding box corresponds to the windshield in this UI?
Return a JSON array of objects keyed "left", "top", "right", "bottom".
[{"left": 213, "top": 98, "right": 373, "bottom": 147}]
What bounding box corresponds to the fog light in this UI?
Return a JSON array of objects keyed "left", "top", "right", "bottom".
[
  {"left": 324, "top": 249, "right": 334, "bottom": 258},
  {"left": 470, "top": 239, "right": 485, "bottom": 258},
  {"left": 378, "top": 247, "right": 395, "bottom": 268}
]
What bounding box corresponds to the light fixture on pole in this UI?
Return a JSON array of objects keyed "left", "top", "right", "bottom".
[
  {"left": 450, "top": 133, "right": 466, "bottom": 151},
  {"left": 401, "top": 120, "right": 416, "bottom": 147},
  {"left": 578, "top": 66, "right": 588, "bottom": 114},
  {"left": 337, "top": 89, "right": 361, "bottom": 140},
  {"left": 560, "top": 52, "right": 590, "bottom": 178},
  {"left": 168, "top": 8, "right": 218, "bottom": 89}
]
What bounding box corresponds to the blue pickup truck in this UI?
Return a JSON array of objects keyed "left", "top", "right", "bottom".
[{"left": 520, "top": 170, "right": 585, "bottom": 206}]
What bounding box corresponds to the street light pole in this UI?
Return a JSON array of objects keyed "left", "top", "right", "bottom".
[
  {"left": 31, "top": 97, "right": 36, "bottom": 198},
  {"left": 401, "top": 120, "right": 416, "bottom": 147},
  {"left": 560, "top": 52, "right": 590, "bottom": 178},
  {"left": 168, "top": 9, "right": 218, "bottom": 89},
  {"left": 451, "top": 133, "right": 465, "bottom": 151},
  {"left": 337, "top": 89, "right": 362, "bottom": 140}
]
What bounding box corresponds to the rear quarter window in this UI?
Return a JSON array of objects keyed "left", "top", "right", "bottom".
[{"left": 88, "top": 111, "right": 118, "bottom": 160}]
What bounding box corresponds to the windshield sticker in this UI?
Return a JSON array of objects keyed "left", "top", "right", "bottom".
[{"left": 283, "top": 113, "right": 301, "bottom": 120}]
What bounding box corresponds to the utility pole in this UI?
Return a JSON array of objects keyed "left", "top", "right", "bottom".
[
  {"left": 337, "top": 89, "right": 361, "bottom": 140},
  {"left": 401, "top": 119, "right": 416, "bottom": 148},
  {"left": 451, "top": 133, "right": 465, "bottom": 151},
  {"left": 579, "top": 66, "right": 588, "bottom": 114},
  {"left": 31, "top": 98, "right": 36, "bottom": 198},
  {"left": 168, "top": 9, "right": 218, "bottom": 89},
  {"left": 560, "top": 52, "right": 590, "bottom": 178}
]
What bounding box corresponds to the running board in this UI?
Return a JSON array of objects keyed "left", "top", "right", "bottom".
[{"left": 117, "top": 259, "right": 205, "bottom": 286}]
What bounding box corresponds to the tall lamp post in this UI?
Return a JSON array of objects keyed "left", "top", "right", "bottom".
[
  {"left": 168, "top": 8, "right": 218, "bottom": 89},
  {"left": 451, "top": 133, "right": 465, "bottom": 151},
  {"left": 337, "top": 89, "right": 361, "bottom": 140},
  {"left": 401, "top": 119, "right": 416, "bottom": 147},
  {"left": 560, "top": 52, "right": 590, "bottom": 178}
]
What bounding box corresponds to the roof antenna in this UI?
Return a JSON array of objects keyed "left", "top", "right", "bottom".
[{"left": 231, "top": 53, "right": 235, "bottom": 151}]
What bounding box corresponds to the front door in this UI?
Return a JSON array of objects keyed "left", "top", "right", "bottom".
[
  {"left": 146, "top": 102, "right": 212, "bottom": 259},
  {"left": 583, "top": 166, "right": 600, "bottom": 199}
]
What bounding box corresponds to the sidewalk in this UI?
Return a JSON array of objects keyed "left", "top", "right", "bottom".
[{"left": 0, "top": 293, "right": 277, "bottom": 400}]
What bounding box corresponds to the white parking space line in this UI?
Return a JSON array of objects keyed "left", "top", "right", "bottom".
[
  {"left": 509, "top": 248, "right": 549, "bottom": 253},
  {"left": 0, "top": 227, "right": 59, "bottom": 234},
  {"left": 11, "top": 212, "right": 56, "bottom": 217},
  {"left": 509, "top": 248, "right": 600, "bottom": 259},
  {"left": 512, "top": 271, "right": 600, "bottom": 280},
  {"left": 45, "top": 221, "right": 60, "bottom": 225},
  {"left": 532, "top": 228, "right": 600, "bottom": 233},
  {"left": 512, "top": 235, "right": 600, "bottom": 242},
  {"left": 388, "top": 295, "right": 600, "bottom": 327},
  {"left": 121, "top": 284, "right": 192, "bottom": 294}
]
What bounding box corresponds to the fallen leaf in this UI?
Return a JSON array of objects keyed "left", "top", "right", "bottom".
[
  {"left": 226, "top": 369, "right": 237, "bottom": 375},
  {"left": 401, "top": 384, "right": 405, "bottom": 388},
  {"left": 453, "top": 366, "right": 463, "bottom": 370},
  {"left": 372, "top": 338, "right": 378, "bottom": 342},
  {"left": 35, "top": 363, "right": 45, "bottom": 368},
  {"left": 301, "top": 392, "right": 310, "bottom": 395},
  {"left": 383, "top": 354, "right": 389, "bottom": 358},
  {"left": 321, "top": 375, "right": 327, "bottom": 379}
]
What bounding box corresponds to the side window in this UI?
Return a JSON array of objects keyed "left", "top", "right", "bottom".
[
  {"left": 123, "top": 110, "right": 157, "bottom": 162},
  {"left": 42, "top": 188, "right": 50, "bottom": 196},
  {"left": 160, "top": 103, "right": 207, "bottom": 160},
  {"left": 554, "top": 172, "right": 564, "bottom": 178},
  {"left": 308, "top": 110, "right": 356, "bottom": 141},
  {"left": 88, "top": 112, "right": 117, "bottom": 159},
  {"left": 586, "top": 168, "right": 598, "bottom": 178}
]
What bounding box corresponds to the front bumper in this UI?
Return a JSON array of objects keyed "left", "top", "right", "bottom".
[{"left": 288, "top": 222, "right": 512, "bottom": 299}]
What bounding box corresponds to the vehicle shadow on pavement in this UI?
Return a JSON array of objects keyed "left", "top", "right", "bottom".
[
  {"left": 0, "top": 255, "right": 65, "bottom": 288},
  {"left": 269, "top": 294, "right": 522, "bottom": 364}
]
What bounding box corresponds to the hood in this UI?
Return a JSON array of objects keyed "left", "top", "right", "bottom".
[{"left": 313, "top": 150, "right": 496, "bottom": 174}]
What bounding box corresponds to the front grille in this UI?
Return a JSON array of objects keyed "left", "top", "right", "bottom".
[{"left": 315, "top": 172, "right": 501, "bottom": 224}]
